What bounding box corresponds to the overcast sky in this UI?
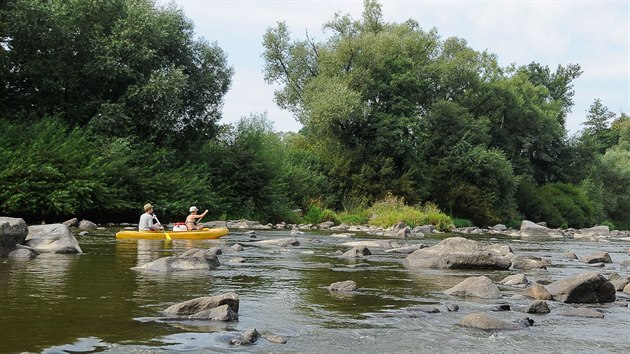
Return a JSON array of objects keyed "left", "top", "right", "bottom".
[{"left": 172, "top": 0, "right": 628, "bottom": 134}]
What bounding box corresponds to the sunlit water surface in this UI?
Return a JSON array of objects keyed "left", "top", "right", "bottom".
[{"left": 1, "top": 228, "right": 629, "bottom": 353}]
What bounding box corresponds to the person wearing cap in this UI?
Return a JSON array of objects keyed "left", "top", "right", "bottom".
[
  {"left": 138, "top": 203, "right": 163, "bottom": 231},
  {"left": 186, "top": 206, "right": 208, "bottom": 230}
]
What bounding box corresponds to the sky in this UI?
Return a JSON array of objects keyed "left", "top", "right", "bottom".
[{"left": 171, "top": 0, "right": 629, "bottom": 134}]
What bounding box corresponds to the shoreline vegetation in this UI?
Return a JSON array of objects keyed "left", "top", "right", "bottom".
[{"left": 1, "top": 0, "right": 629, "bottom": 231}]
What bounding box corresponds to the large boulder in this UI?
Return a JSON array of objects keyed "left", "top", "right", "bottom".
[
  {"left": 511, "top": 255, "right": 550, "bottom": 270},
  {"left": 405, "top": 237, "right": 513, "bottom": 269},
  {"left": 546, "top": 272, "right": 616, "bottom": 303},
  {"left": 25, "top": 224, "right": 82, "bottom": 253},
  {"left": 0, "top": 217, "right": 28, "bottom": 257},
  {"left": 133, "top": 255, "right": 219, "bottom": 272},
  {"left": 328, "top": 280, "right": 357, "bottom": 292},
  {"left": 520, "top": 220, "right": 563, "bottom": 239},
  {"left": 189, "top": 304, "right": 238, "bottom": 321},
  {"left": 580, "top": 252, "right": 612, "bottom": 264},
  {"left": 444, "top": 276, "right": 502, "bottom": 299},
  {"left": 573, "top": 225, "right": 610, "bottom": 239},
  {"left": 163, "top": 292, "right": 239, "bottom": 315},
  {"left": 251, "top": 238, "right": 299, "bottom": 247}
]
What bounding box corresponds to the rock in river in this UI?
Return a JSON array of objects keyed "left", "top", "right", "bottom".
[
  {"left": 405, "top": 237, "right": 513, "bottom": 269},
  {"left": 546, "top": 272, "right": 615, "bottom": 303}
]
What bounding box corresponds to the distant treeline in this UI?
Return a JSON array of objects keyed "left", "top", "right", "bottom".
[{"left": 1, "top": 0, "right": 628, "bottom": 229}]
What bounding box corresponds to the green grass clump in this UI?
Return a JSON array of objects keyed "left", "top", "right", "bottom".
[
  {"left": 337, "top": 211, "right": 369, "bottom": 225},
  {"left": 452, "top": 218, "right": 474, "bottom": 228},
  {"left": 366, "top": 195, "right": 453, "bottom": 231}
]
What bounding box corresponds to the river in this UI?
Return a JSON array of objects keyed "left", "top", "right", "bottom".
[{"left": 1, "top": 228, "right": 629, "bottom": 353}]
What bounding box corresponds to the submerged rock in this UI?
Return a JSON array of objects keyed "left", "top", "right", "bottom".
[
  {"left": 405, "top": 237, "right": 513, "bottom": 270},
  {"left": 230, "top": 328, "right": 259, "bottom": 345},
  {"left": 163, "top": 292, "right": 239, "bottom": 316},
  {"left": 500, "top": 274, "right": 529, "bottom": 287},
  {"left": 328, "top": 280, "right": 357, "bottom": 292},
  {"left": 458, "top": 313, "right": 524, "bottom": 330},
  {"left": 546, "top": 272, "right": 616, "bottom": 303},
  {"left": 444, "top": 276, "right": 502, "bottom": 299},
  {"left": 524, "top": 284, "right": 553, "bottom": 300},
  {"left": 252, "top": 238, "right": 299, "bottom": 247},
  {"left": 134, "top": 255, "right": 219, "bottom": 272},
  {"left": 556, "top": 308, "right": 605, "bottom": 318},
  {"left": 341, "top": 246, "right": 371, "bottom": 258}
]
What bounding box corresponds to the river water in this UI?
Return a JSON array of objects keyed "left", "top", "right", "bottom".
[{"left": 1, "top": 228, "right": 629, "bottom": 353}]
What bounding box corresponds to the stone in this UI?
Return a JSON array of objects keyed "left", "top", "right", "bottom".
[
  {"left": 524, "top": 284, "right": 553, "bottom": 300},
  {"left": 573, "top": 225, "right": 610, "bottom": 239},
  {"left": 563, "top": 252, "right": 578, "bottom": 259},
  {"left": 546, "top": 272, "right": 616, "bottom": 303},
  {"left": 189, "top": 304, "right": 238, "bottom": 321},
  {"left": 623, "top": 283, "right": 630, "bottom": 294},
  {"left": 229, "top": 257, "right": 246, "bottom": 263},
  {"left": 134, "top": 255, "right": 219, "bottom": 272},
  {"left": 230, "top": 328, "right": 259, "bottom": 345},
  {"left": 511, "top": 255, "right": 550, "bottom": 270},
  {"left": 610, "top": 279, "right": 629, "bottom": 291},
  {"left": 62, "top": 218, "right": 78, "bottom": 227},
  {"left": 458, "top": 312, "right": 523, "bottom": 330},
  {"left": 78, "top": 219, "right": 97, "bottom": 229},
  {"left": 444, "top": 303, "right": 460, "bottom": 312},
  {"left": 231, "top": 244, "right": 244, "bottom": 252},
  {"left": 500, "top": 274, "right": 529, "bottom": 287},
  {"left": 25, "top": 224, "right": 82, "bottom": 253},
  {"left": 520, "top": 220, "right": 561, "bottom": 239},
  {"left": 523, "top": 300, "right": 550, "bottom": 314},
  {"left": 328, "top": 280, "right": 357, "bottom": 292},
  {"left": 556, "top": 308, "right": 604, "bottom": 318},
  {"left": 444, "top": 276, "right": 502, "bottom": 299},
  {"left": 341, "top": 246, "right": 371, "bottom": 258},
  {"left": 263, "top": 334, "right": 287, "bottom": 344},
  {"left": 252, "top": 238, "right": 299, "bottom": 247},
  {"left": 8, "top": 247, "right": 38, "bottom": 259},
  {"left": 580, "top": 252, "right": 612, "bottom": 264},
  {"left": 180, "top": 247, "right": 222, "bottom": 258},
  {"left": 405, "top": 237, "right": 513, "bottom": 270},
  {"left": 0, "top": 217, "right": 28, "bottom": 257},
  {"left": 163, "top": 292, "right": 239, "bottom": 315}
]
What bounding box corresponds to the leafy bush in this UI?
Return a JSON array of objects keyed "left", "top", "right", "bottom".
[
  {"left": 303, "top": 205, "right": 339, "bottom": 225},
  {"left": 452, "top": 218, "right": 474, "bottom": 228},
  {"left": 337, "top": 211, "right": 369, "bottom": 225}
]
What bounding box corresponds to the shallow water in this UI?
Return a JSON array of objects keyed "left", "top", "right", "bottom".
[{"left": 1, "top": 229, "right": 629, "bottom": 353}]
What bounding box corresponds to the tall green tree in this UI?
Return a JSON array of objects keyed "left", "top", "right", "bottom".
[{"left": 1, "top": 0, "right": 232, "bottom": 148}]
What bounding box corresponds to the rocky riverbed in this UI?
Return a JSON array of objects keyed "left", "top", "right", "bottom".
[{"left": 1, "top": 217, "right": 629, "bottom": 353}]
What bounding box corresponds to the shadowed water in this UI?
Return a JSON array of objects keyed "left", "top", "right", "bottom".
[{"left": 1, "top": 228, "right": 629, "bottom": 353}]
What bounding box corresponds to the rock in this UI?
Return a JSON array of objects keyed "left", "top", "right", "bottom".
[
  {"left": 341, "top": 240, "right": 404, "bottom": 249},
  {"left": 189, "top": 304, "right": 238, "bottom": 321},
  {"left": 62, "top": 218, "right": 78, "bottom": 227},
  {"left": 134, "top": 255, "right": 219, "bottom": 272},
  {"left": 623, "top": 283, "right": 630, "bottom": 294},
  {"left": 263, "top": 334, "right": 287, "bottom": 344},
  {"left": 573, "top": 225, "right": 610, "bottom": 239},
  {"left": 0, "top": 217, "right": 28, "bottom": 257},
  {"left": 523, "top": 300, "right": 550, "bottom": 314},
  {"left": 231, "top": 244, "right": 244, "bottom": 252},
  {"left": 610, "top": 279, "right": 629, "bottom": 291},
  {"left": 384, "top": 244, "right": 427, "bottom": 254},
  {"left": 405, "top": 237, "right": 513, "bottom": 270},
  {"left": 414, "top": 225, "right": 435, "bottom": 234},
  {"left": 252, "top": 238, "right": 299, "bottom": 247},
  {"left": 444, "top": 276, "right": 502, "bottom": 299},
  {"left": 458, "top": 312, "right": 523, "bottom": 330},
  {"left": 546, "top": 272, "right": 616, "bottom": 303},
  {"left": 25, "top": 224, "right": 82, "bottom": 253},
  {"left": 229, "top": 257, "right": 246, "bottom": 263},
  {"left": 520, "top": 220, "right": 562, "bottom": 239},
  {"left": 8, "top": 247, "right": 38, "bottom": 259},
  {"left": 180, "top": 247, "right": 222, "bottom": 258},
  {"left": 317, "top": 221, "right": 335, "bottom": 230},
  {"left": 490, "top": 304, "right": 511, "bottom": 311},
  {"left": 490, "top": 224, "right": 507, "bottom": 232},
  {"left": 556, "top": 308, "right": 605, "bottom": 318},
  {"left": 500, "top": 274, "right": 529, "bottom": 287},
  {"left": 444, "top": 303, "right": 459, "bottom": 312},
  {"left": 163, "top": 292, "right": 239, "bottom": 315},
  {"left": 580, "top": 252, "right": 612, "bottom": 264},
  {"left": 511, "top": 255, "right": 550, "bottom": 270},
  {"left": 328, "top": 280, "right": 357, "bottom": 292},
  {"left": 563, "top": 252, "right": 578, "bottom": 259},
  {"left": 341, "top": 246, "right": 371, "bottom": 258},
  {"left": 524, "top": 284, "right": 553, "bottom": 300},
  {"left": 230, "top": 328, "right": 259, "bottom": 345},
  {"left": 78, "top": 219, "right": 97, "bottom": 229}
]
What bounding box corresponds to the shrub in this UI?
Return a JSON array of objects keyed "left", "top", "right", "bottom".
[
  {"left": 337, "top": 211, "right": 369, "bottom": 225},
  {"left": 303, "top": 205, "right": 339, "bottom": 224},
  {"left": 452, "top": 218, "right": 474, "bottom": 228},
  {"left": 367, "top": 195, "right": 453, "bottom": 231}
]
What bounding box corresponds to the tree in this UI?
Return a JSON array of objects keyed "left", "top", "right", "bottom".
[{"left": 1, "top": 0, "right": 233, "bottom": 148}]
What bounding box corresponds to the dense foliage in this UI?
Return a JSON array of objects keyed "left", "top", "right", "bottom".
[{"left": 1, "top": 0, "right": 628, "bottom": 230}]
